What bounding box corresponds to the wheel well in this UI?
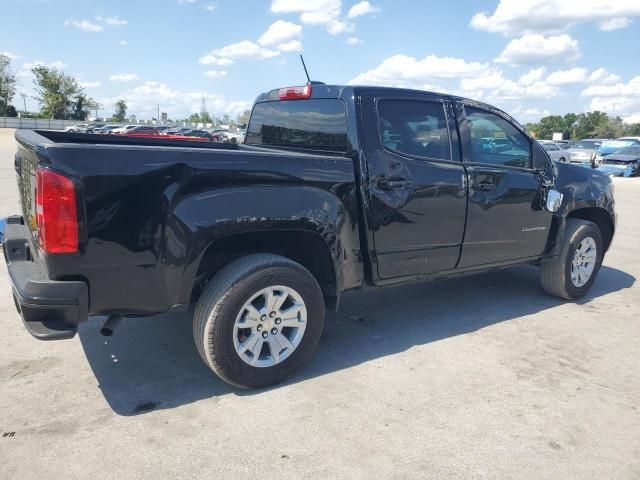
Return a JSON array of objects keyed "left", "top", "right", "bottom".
[
  {"left": 194, "top": 230, "right": 337, "bottom": 307},
  {"left": 567, "top": 207, "right": 614, "bottom": 251}
]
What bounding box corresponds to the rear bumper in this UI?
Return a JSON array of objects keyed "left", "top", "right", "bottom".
[{"left": 1, "top": 216, "right": 88, "bottom": 340}]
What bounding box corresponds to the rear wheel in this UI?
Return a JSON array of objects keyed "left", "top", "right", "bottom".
[
  {"left": 193, "top": 254, "right": 325, "bottom": 388},
  {"left": 540, "top": 219, "right": 603, "bottom": 300}
]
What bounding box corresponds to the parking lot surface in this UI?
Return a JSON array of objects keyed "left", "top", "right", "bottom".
[{"left": 1, "top": 128, "right": 639, "bottom": 479}]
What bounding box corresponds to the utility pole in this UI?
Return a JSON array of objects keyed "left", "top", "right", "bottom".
[
  {"left": 157, "top": 104, "right": 160, "bottom": 123},
  {"left": 20, "top": 93, "right": 27, "bottom": 113}
]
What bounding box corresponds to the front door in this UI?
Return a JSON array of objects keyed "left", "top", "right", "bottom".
[
  {"left": 361, "top": 92, "right": 467, "bottom": 279},
  {"left": 457, "top": 103, "right": 553, "bottom": 267}
]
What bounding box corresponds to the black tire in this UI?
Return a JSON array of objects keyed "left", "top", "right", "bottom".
[
  {"left": 540, "top": 219, "right": 603, "bottom": 300},
  {"left": 559, "top": 157, "right": 565, "bottom": 163},
  {"left": 193, "top": 253, "right": 325, "bottom": 389}
]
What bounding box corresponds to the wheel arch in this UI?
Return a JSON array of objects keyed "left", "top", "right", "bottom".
[
  {"left": 566, "top": 207, "right": 614, "bottom": 252},
  {"left": 191, "top": 229, "right": 340, "bottom": 310}
]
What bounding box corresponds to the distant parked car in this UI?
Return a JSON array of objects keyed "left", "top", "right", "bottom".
[
  {"left": 121, "top": 126, "right": 160, "bottom": 135},
  {"left": 596, "top": 139, "right": 640, "bottom": 163},
  {"left": 84, "top": 123, "right": 106, "bottom": 133},
  {"left": 598, "top": 145, "right": 640, "bottom": 177},
  {"left": 538, "top": 140, "right": 567, "bottom": 163},
  {"left": 163, "top": 127, "right": 192, "bottom": 135},
  {"left": 112, "top": 125, "right": 138, "bottom": 134},
  {"left": 181, "top": 129, "right": 216, "bottom": 140},
  {"left": 93, "top": 125, "right": 121, "bottom": 135},
  {"left": 566, "top": 139, "right": 609, "bottom": 168},
  {"left": 65, "top": 123, "right": 88, "bottom": 133}
]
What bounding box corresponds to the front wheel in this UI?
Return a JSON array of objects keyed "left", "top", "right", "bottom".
[
  {"left": 540, "top": 219, "right": 603, "bottom": 300},
  {"left": 193, "top": 254, "right": 325, "bottom": 388}
]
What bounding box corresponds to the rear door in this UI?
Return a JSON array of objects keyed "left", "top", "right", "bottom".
[
  {"left": 457, "top": 102, "right": 553, "bottom": 267},
  {"left": 360, "top": 91, "right": 467, "bottom": 279}
]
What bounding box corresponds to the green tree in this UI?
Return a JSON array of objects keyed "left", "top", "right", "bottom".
[
  {"left": 573, "top": 111, "right": 610, "bottom": 139},
  {"left": 113, "top": 99, "right": 127, "bottom": 122},
  {"left": 237, "top": 109, "right": 250, "bottom": 125},
  {"left": 628, "top": 124, "right": 640, "bottom": 136},
  {"left": 0, "top": 53, "right": 17, "bottom": 116},
  {"left": 32, "top": 65, "right": 85, "bottom": 119},
  {"left": 70, "top": 93, "right": 97, "bottom": 121},
  {"left": 592, "top": 116, "right": 628, "bottom": 138}
]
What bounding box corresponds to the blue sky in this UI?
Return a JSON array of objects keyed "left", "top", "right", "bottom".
[{"left": 2, "top": 0, "right": 640, "bottom": 123}]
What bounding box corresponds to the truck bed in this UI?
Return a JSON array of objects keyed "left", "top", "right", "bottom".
[{"left": 13, "top": 128, "right": 362, "bottom": 317}]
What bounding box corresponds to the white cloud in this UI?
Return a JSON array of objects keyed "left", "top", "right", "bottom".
[
  {"left": 347, "top": 1, "right": 380, "bottom": 18},
  {"left": 204, "top": 3, "right": 217, "bottom": 11},
  {"left": 623, "top": 113, "right": 640, "bottom": 124},
  {"left": 64, "top": 19, "right": 104, "bottom": 32},
  {"left": 109, "top": 80, "right": 251, "bottom": 119},
  {"left": 97, "top": 16, "right": 128, "bottom": 26},
  {"left": 459, "top": 66, "right": 561, "bottom": 101},
  {"left": 23, "top": 60, "right": 67, "bottom": 70},
  {"left": 495, "top": 34, "right": 580, "bottom": 65},
  {"left": 519, "top": 67, "right": 546, "bottom": 85},
  {"left": 198, "top": 54, "right": 234, "bottom": 66},
  {"left": 598, "top": 17, "right": 631, "bottom": 30},
  {"left": 278, "top": 40, "right": 303, "bottom": 52},
  {"left": 80, "top": 81, "right": 102, "bottom": 88},
  {"left": 510, "top": 105, "right": 551, "bottom": 122},
  {"left": 258, "top": 20, "right": 302, "bottom": 46},
  {"left": 203, "top": 70, "right": 227, "bottom": 78},
  {"left": 120, "top": 40, "right": 128, "bottom": 46},
  {"left": 1, "top": 51, "right": 21, "bottom": 60},
  {"left": 588, "top": 67, "right": 621, "bottom": 85},
  {"left": 270, "top": 0, "right": 353, "bottom": 34},
  {"left": 350, "top": 54, "right": 492, "bottom": 87},
  {"left": 581, "top": 76, "right": 640, "bottom": 121},
  {"left": 346, "top": 36, "right": 362, "bottom": 45},
  {"left": 581, "top": 76, "right": 640, "bottom": 98},
  {"left": 210, "top": 41, "right": 280, "bottom": 60},
  {"left": 546, "top": 67, "right": 588, "bottom": 85},
  {"left": 109, "top": 73, "right": 139, "bottom": 82},
  {"left": 470, "top": 0, "right": 640, "bottom": 34}
]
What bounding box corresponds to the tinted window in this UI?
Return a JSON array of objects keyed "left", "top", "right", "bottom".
[
  {"left": 246, "top": 99, "right": 348, "bottom": 152},
  {"left": 466, "top": 107, "right": 531, "bottom": 169},
  {"left": 377, "top": 100, "right": 451, "bottom": 161}
]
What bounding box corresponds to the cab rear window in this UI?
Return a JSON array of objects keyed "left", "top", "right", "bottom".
[{"left": 246, "top": 99, "right": 348, "bottom": 152}]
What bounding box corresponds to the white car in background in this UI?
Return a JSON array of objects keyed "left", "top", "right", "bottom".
[
  {"left": 65, "top": 123, "right": 88, "bottom": 133},
  {"left": 538, "top": 140, "right": 568, "bottom": 163},
  {"left": 112, "top": 125, "right": 138, "bottom": 134},
  {"left": 566, "top": 138, "right": 609, "bottom": 168}
]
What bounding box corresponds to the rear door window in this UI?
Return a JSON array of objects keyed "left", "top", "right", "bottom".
[{"left": 377, "top": 100, "right": 451, "bottom": 161}]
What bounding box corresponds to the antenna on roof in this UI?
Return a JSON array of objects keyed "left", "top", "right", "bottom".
[{"left": 300, "top": 54, "right": 311, "bottom": 84}]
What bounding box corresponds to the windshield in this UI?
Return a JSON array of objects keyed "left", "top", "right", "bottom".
[{"left": 615, "top": 146, "right": 640, "bottom": 156}]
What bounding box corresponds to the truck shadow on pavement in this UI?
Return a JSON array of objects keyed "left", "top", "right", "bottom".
[{"left": 78, "top": 264, "right": 635, "bottom": 416}]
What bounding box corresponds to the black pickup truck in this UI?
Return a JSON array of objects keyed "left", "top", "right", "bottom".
[{"left": 2, "top": 83, "right": 616, "bottom": 388}]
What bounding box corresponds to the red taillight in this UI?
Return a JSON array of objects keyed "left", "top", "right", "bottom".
[
  {"left": 278, "top": 83, "right": 312, "bottom": 100},
  {"left": 36, "top": 168, "right": 78, "bottom": 254}
]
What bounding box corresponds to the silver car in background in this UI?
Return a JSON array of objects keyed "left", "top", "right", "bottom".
[
  {"left": 566, "top": 139, "right": 609, "bottom": 168},
  {"left": 538, "top": 140, "right": 568, "bottom": 163}
]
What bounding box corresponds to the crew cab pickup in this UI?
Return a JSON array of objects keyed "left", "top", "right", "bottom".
[{"left": 2, "top": 84, "right": 616, "bottom": 388}]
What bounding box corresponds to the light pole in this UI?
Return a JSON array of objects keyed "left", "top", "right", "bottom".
[{"left": 20, "top": 93, "right": 27, "bottom": 113}]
